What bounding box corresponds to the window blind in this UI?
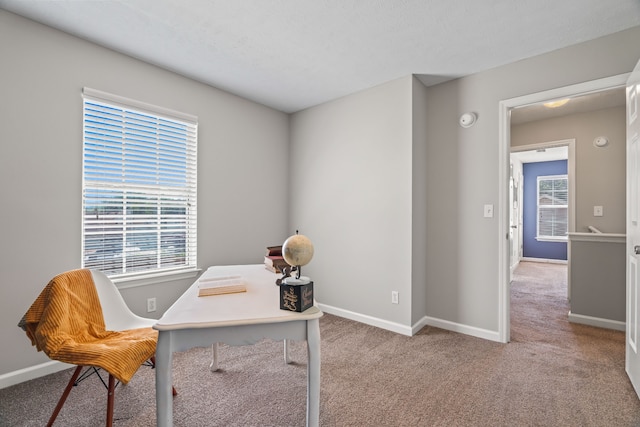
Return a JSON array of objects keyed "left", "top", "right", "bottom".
[
  {"left": 537, "top": 175, "right": 568, "bottom": 239},
  {"left": 82, "top": 88, "right": 197, "bottom": 278}
]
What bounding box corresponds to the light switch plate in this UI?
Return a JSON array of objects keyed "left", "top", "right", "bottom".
[
  {"left": 484, "top": 204, "right": 494, "bottom": 218},
  {"left": 594, "top": 206, "right": 603, "bottom": 217}
]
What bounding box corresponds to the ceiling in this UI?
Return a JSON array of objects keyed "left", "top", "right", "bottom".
[
  {"left": 511, "top": 146, "right": 568, "bottom": 164},
  {"left": 511, "top": 86, "right": 627, "bottom": 125},
  {"left": 1, "top": 0, "right": 640, "bottom": 113}
]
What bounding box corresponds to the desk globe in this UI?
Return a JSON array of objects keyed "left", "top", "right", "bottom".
[
  {"left": 280, "top": 232, "right": 315, "bottom": 311},
  {"left": 282, "top": 232, "right": 314, "bottom": 284}
]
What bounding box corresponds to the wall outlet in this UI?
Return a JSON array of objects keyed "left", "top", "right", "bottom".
[
  {"left": 391, "top": 291, "right": 399, "bottom": 304},
  {"left": 147, "top": 297, "right": 157, "bottom": 313}
]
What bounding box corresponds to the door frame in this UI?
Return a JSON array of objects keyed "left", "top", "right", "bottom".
[{"left": 497, "top": 73, "right": 630, "bottom": 343}]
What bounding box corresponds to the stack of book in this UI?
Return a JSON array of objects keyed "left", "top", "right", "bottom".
[
  {"left": 197, "top": 275, "right": 247, "bottom": 297},
  {"left": 264, "top": 245, "right": 289, "bottom": 273}
]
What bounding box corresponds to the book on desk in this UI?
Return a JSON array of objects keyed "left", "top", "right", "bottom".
[
  {"left": 264, "top": 245, "right": 290, "bottom": 273},
  {"left": 197, "top": 275, "right": 247, "bottom": 297}
]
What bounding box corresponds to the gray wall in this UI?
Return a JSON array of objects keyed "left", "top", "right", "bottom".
[
  {"left": 0, "top": 11, "right": 290, "bottom": 377},
  {"left": 411, "top": 77, "right": 429, "bottom": 326},
  {"left": 289, "top": 75, "right": 416, "bottom": 329},
  {"left": 512, "top": 106, "right": 626, "bottom": 234},
  {"left": 421, "top": 26, "right": 640, "bottom": 334},
  {"left": 569, "top": 238, "right": 626, "bottom": 323},
  {"left": 291, "top": 25, "right": 640, "bottom": 337},
  {"left": 3, "top": 6, "right": 640, "bottom": 382}
]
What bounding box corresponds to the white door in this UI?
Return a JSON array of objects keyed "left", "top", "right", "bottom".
[
  {"left": 626, "top": 58, "right": 640, "bottom": 397},
  {"left": 509, "top": 161, "right": 522, "bottom": 275}
]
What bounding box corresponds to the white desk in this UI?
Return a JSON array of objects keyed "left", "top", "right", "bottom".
[{"left": 153, "top": 264, "right": 323, "bottom": 427}]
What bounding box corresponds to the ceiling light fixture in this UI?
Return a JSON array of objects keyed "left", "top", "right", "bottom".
[{"left": 543, "top": 98, "right": 570, "bottom": 109}]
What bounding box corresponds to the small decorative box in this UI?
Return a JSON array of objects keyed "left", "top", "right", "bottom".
[{"left": 279, "top": 279, "right": 314, "bottom": 312}]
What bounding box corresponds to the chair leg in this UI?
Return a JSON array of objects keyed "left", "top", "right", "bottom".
[
  {"left": 106, "top": 374, "right": 115, "bottom": 426},
  {"left": 47, "top": 365, "right": 83, "bottom": 427},
  {"left": 48, "top": 364, "right": 165, "bottom": 427}
]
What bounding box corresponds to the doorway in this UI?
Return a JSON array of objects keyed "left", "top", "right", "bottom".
[
  {"left": 498, "top": 73, "right": 630, "bottom": 343},
  {"left": 509, "top": 144, "right": 571, "bottom": 329},
  {"left": 510, "top": 142, "right": 573, "bottom": 267}
]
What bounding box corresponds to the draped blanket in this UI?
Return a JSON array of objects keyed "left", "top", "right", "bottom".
[{"left": 18, "top": 269, "right": 157, "bottom": 384}]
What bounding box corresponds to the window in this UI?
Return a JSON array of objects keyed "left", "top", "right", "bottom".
[
  {"left": 537, "top": 175, "right": 568, "bottom": 241},
  {"left": 82, "top": 88, "right": 197, "bottom": 279}
]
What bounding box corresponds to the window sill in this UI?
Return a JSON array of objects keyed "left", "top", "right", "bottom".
[
  {"left": 111, "top": 268, "right": 201, "bottom": 289},
  {"left": 535, "top": 236, "right": 568, "bottom": 243}
]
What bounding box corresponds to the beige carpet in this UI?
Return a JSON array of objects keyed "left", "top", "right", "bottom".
[{"left": 2, "top": 261, "right": 639, "bottom": 426}]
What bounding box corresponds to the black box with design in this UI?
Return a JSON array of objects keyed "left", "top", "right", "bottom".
[{"left": 279, "top": 280, "right": 314, "bottom": 312}]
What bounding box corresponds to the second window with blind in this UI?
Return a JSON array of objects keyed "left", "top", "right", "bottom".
[{"left": 536, "top": 174, "right": 568, "bottom": 241}]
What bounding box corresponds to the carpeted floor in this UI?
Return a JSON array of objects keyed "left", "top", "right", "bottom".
[{"left": 1, "top": 261, "right": 639, "bottom": 426}]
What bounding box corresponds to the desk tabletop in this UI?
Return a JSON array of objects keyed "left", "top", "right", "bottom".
[{"left": 153, "top": 264, "right": 323, "bottom": 331}]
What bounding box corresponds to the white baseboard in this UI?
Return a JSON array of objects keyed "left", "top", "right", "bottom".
[
  {"left": 316, "top": 303, "right": 501, "bottom": 342},
  {"left": 568, "top": 311, "right": 625, "bottom": 331},
  {"left": 0, "top": 360, "right": 73, "bottom": 390},
  {"left": 521, "top": 257, "right": 568, "bottom": 265},
  {"left": 317, "top": 303, "right": 413, "bottom": 336},
  {"left": 414, "top": 315, "right": 502, "bottom": 342},
  {"left": 4, "top": 308, "right": 503, "bottom": 389}
]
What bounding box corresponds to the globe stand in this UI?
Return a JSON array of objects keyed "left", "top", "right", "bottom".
[
  {"left": 277, "top": 231, "right": 315, "bottom": 312},
  {"left": 277, "top": 266, "right": 313, "bottom": 312},
  {"left": 279, "top": 278, "right": 314, "bottom": 312},
  {"left": 283, "top": 276, "right": 311, "bottom": 285}
]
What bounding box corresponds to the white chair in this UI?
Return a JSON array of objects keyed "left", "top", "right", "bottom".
[
  {"left": 91, "top": 269, "right": 156, "bottom": 331},
  {"left": 95, "top": 270, "right": 292, "bottom": 372},
  {"left": 92, "top": 270, "right": 179, "bottom": 395},
  {"left": 20, "top": 269, "right": 161, "bottom": 427}
]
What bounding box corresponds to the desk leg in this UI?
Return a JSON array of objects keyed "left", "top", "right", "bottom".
[
  {"left": 210, "top": 342, "right": 219, "bottom": 372},
  {"left": 307, "top": 319, "right": 320, "bottom": 427},
  {"left": 284, "top": 339, "right": 291, "bottom": 364},
  {"left": 156, "top": 331, "right": 174, "bottom": 427}
]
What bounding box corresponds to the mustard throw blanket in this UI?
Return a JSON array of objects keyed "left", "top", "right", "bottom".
[{"left": 18, "top": 269, "right": 157, "bottom": 384}]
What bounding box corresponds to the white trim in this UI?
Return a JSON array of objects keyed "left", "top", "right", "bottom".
[
  {"left": 498, "top": 73, "right": 630, "bottom": 345},
  {"left": 412, "top": 315, "right": 431, "bottom": 335},
  {"left": 568, "top": 232, "right": 625, "bottom": 243},
  {"left": 568, "top": 311, "right": 626, "bottom": 331},
  {"left": 415, "top": 316, "right": 502, "bottom": 342},
  {"left": 536, "top": 236, "right": 568, "bottom": 242},
  {"left": 7, "top": 307, "right": 502, "bottom": 388},
  {"left": 82, "top": 87, "right": 197, "bottom": 124},
  {"left": 316, "top": 303, "right": 413, "bottom": 336},
  {"left": 316, "top": 303, "right": 502, "bottom": 342},
  {"left": 520, "top": 257, "right": 567, "bottom": 264},
  {"left": 498, "top": 101, "right": 510, "bottom": 342},
  {"left": 113, "top": 268, "right": 201, "bottom": 289},
  {"left": 0, "top": 360, "right": 73, "bottom": 390}
]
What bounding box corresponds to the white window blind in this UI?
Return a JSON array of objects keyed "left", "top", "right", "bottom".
[
  {"left": 537, "top": 175, "right": 568, "bottom": 240},
  {"left": 82, "top": 88, "right": 197, "bottom": 279}
]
